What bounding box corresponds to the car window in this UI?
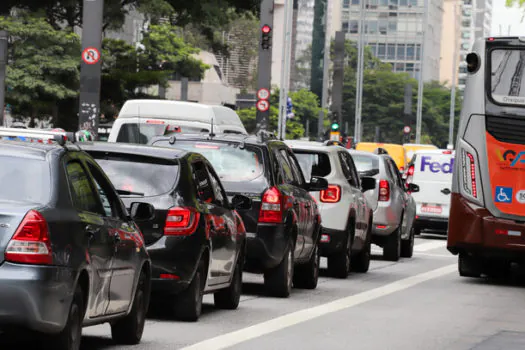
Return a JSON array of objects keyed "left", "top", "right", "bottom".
[
  {"left": 275, "top": 149, "right": 295, "bottom": 184},
  {"left": 66, "top": 161, "right": 105, "bottom": 216},
  {"left": 85, "top": 161, "right": 124, "bottom": 219},
  {"left": 342, "top": 152, "right": 360, "bottom": 188},
  {"left": 352, "top": 153, "right": 380, "bottom": 176},
  {"left": 293, "top": 151, "right": 331, "bottom": 180},
  {"left": 387, "top": 159, "right": 403, "bottom": 188},
  {"left": 206, "top": 164, "right": 228, "bottom": 208},
  {"left": 0, "top": 155, "right": 50, "bottom": 204},
  {"left": 192, "top": 161, "right": 215, "bottom": 203},
  {"left": 285, "top": 150, "right": 305, "bottom": 186},
  {"left": 338, "top": 152, "right": 355, "bottom": 184}
]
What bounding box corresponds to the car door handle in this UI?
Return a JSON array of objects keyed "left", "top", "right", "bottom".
[{"left": 441, "top": 188, "right": 451, "bottom": 195}]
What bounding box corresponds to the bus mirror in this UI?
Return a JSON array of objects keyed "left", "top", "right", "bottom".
[{"left": 466, "top": 53, "right": 480, "bottom": 74}]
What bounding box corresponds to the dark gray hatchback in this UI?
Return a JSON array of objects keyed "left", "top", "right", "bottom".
[{"left": 0, "top": 139, "right": 152, "bottom": 350}]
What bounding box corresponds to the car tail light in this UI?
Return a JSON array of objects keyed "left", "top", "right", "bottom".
[
  {"left": 164, "top": 207, "right": 200, "bottom": 236},
  {"left": 5, "top": 210, "right": 52, "bottom": 265},
  {"left": 378, "top": 180, "right": 390, "bottom": 202},
  {"left": 259, "top": 187, "right": 283, "bottom": 223},
  {"left": 146, "top": 120, "right": 165, "bottom": 124},
  {"left": 443, "top": 150, "right": 453, "bottom": 154},
  {"left": 406, "top": 165, "right": 415, "bottom": 177},
  {"left": 320, "top": 185, "right": 341, "bottom": 203}
]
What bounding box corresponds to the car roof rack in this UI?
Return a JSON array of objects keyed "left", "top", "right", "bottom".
[
  {"left": 323, "top": 140, "right": 344, "bottom": 147},
  {"left": 374, "top": 147, "right": 389, "bottom": 155},
  {"left": 0, "top": 127, "right": 77, "bottom": 147},
  {"left": 256, "top": 130, "right": 277, "bottom": 143}
]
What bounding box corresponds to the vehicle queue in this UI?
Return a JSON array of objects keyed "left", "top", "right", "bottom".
[{"left": 0, "top": 100, "right": 453, "bottom": 350}]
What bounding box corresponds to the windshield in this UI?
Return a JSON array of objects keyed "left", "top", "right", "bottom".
[
  {"left": 352, "top": 154, "right": 380, "bottom": 176},
  {"left": 116, "top": 122, "right": 209, "bottom": 144},
  {"left": 91, "top": 154, "right": 179, "bottom": 197},
  {"left": 293, "top": 151, "right": 331, "bottom": 181},
  {"left": 0, "top": 156, "right": 50, "bottom": 204},
  {"left": 490, "top": 49, "right": 525, "bottom": 105},
  {"left": 155, "top": 140, "right": 264, "bottom": 182}
]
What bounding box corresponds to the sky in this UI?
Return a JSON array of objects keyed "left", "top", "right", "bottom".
[{"left": 490, "top": 0, "right": 525, "bottom": 36}]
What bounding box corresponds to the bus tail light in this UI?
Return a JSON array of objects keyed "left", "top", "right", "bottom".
[{"left": 462, "top": 151, "right": 478, "bottom": 199}]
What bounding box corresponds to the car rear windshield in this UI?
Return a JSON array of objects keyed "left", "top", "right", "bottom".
[
  {"left": 90, "top": 153, "right": 179, "bottom": 197},
  {"left": 293, "top": 151, "right": 331, "bottom": 180},
  {"left": 116, "top": 122, "right": 209, "bottom": 144},
  {"left": 352, "top": 154, "right": 380, "bottom": 176},
  {"left": 0, "top": 155, "right": 50, "bottom": 204},
  {"left": 490, "top": 49, "right": 525, "bottom": 105},
  {"left": 155, "top": 140, "right": 264, "bottom": 182}
]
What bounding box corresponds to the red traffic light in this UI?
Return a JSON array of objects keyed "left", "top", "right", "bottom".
[{"left": 262, "top": 25, "right": 271, "bottom": 34}]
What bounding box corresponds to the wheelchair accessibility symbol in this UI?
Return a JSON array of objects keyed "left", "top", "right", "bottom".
[{"left": 495, "top": 186, "right": 513, "bottom": 204}]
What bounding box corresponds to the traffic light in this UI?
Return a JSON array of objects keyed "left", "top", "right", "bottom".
[
  {"left": 261, "top": 25, "right": 272, "bottom": 50},
  {"left": 331, "top": 120, "right": 340, "bottom": 131}
]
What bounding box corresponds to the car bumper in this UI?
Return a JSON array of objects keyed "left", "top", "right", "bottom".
[
  {"left": 414, "top": 216, "right": 449, "bottom": 233},
  {"left": 0, "top": 262, "right": 74, "bottom": 334},
  {"left": 448, "top": 193, "right": 525, "bottom": 261},
  {"left": 371, "top": 205, "right": 399, "bottom": 236},
  {"left": 245, "top": 223, "right": 288, "bottom": 272},
  {"left": 319, "top": 228, "right": 347, "bottom": 256}
]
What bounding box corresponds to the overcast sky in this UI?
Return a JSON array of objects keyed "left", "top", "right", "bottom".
[{"left": 491, "top": 0, "right": 525, "bottom": 36}]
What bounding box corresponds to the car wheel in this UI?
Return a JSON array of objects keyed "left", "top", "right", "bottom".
[
  {"left": 383, "top": 226, "right": 401, "bottom": 262},
  {"left": 52, "top": 285, "right": 83, "bottom": 350},
  {"left": 483, "top": 259, "right": 511, "bottom": 280},
  {"left": 328, "top": 234, "right": 352, "bottom": 279},
  {"left": 264, "top": 240, "right": 294, "bottom": 298},
  {"left": 458, "top": 253, "right": 482, "bottom": 278},
  {"left": 401, "top": 227, "right": 415, "bottom": 258},
  {"left": 214, "top": 254, "right": 243, "bottom": 309},
  {"left": 111, "top": 270, "right": 148, "bottom": 344},
  {"left": 174, "top": 262, "right": 204, "bottom": 321},
  {"left": 352, "top": 236, "right": 371, "bottom": 273},
  {"left": 293, "top": 243, "right": 320, "bottom": 289}
]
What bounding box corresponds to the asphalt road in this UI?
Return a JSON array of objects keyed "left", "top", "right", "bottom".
[{"left": 6, "top": 233, "right": 525, "bottom": 350}]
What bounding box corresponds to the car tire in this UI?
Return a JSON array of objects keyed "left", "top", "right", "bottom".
[
  {"left": 483, "top": 259, "right": 511, "bottom": 280},
  {"left": 52, "top": 285, "right": 83, "bottom": 350},
  {"left": 352, "top": 236, "right": 371, "bottom": 273},
  {"left": 214, "top": 254, "right": 243, "bottom": 310},
  {"left": 174, "top": 262, "right": 204, "bottom": 321},
  {"left": 383, "top": 226, "right": 401, "bottom": 262},
  {"left": 401, "top": 227, "right": 415, "bottom": 258},
  {"left": 293, "top": 243, "right": 320, "bottom": 289},
  {"left": 264, "top": 240, "right": 294, "bottom": 298},
  {"left": 111, "top": 270, "right": 148, "bottom": 345},
  {"left": 458, "top": 253, "right": 482, "bottom": 278},
  {"left": 328, "top": 234, "right": 352, "bottom": 279}
]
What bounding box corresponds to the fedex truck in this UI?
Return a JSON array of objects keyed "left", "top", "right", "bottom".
[{"left": 405, "top": 149, "right": 455, "bottom": 235}]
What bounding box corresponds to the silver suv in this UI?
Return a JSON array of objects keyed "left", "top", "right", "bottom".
[{"left": 349, "top": 150, "right": 419, "bottom": 261}]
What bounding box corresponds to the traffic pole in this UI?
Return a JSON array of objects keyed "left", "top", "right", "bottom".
[
  {"left": 256, "top": 0, "right": 274, "bottom": 133},
  {"left": 78, "top": 0, "right": 104, "bottom": 139},
  {"left": 278, "top": 0, "right": 294, "bottom": 140},
  {"left": 0, "top": 30, "right": 7, "bottom": 127},
  {"left": 448, "top": 0, "right": 459, "bottom": 147},
  {"left": 415, "top": 0, "right": 429, "bottom": 144}
]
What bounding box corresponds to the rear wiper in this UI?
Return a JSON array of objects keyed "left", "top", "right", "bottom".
[{"left": 116, "top": 189, "right": 145, "bottom": 196}]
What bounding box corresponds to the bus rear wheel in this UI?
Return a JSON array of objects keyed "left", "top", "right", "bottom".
[{"left": 458, "top": 253, "right": 482, "bottom": 278}]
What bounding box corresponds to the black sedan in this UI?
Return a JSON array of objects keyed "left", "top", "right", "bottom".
[{"left": 81, "top": 142, "right": 250, "bottom": 321}]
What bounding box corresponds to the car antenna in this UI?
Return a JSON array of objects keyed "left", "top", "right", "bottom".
[{"left": 209, "top": 117, "right": 216, "bottom": 138}]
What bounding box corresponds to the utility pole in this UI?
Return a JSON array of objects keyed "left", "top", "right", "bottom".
[
  {"left": 449, "top": 0, "right": 459, "bottom": 147},
  {"left": 415, "top": 0, "right": 429, "bottom": 144},
  {"left": 78, "top": 0, "right": 104, "bottom": 139},
  {"left": 278, "top": 0, "right": 294, "bottom": 140},
  {"left": 318, "top": 0, "right": 331, "bottom": 140},
  {"left": 256, "top": 0, "right": 274, "bottom": 133},
  {"left": 0, "top": 30, "right": 7, "bottom": 127},
  {"left": 354, "top": 0, "right": 366, "bottom": 144},
  {"left": 332, "top": 31, "right": 345, "bottom": 128}
]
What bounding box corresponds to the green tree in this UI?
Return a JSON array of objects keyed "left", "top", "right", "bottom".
[{"left": 0, "top": 16, "right": 80, "bottom": 124}]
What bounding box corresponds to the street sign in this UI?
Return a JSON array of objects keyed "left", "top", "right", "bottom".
[
  {"left": 256, "top": 100, "right": 270, "bottom": 112},
  {"left": 82, "top": 47, "right": 100, "bottom": 65},
  {"left": 330, "top": 131, "right": 340, "bottom": 141},
  {"left": 257, "top": 88, "right": 270, "bottom": 100},
  {"left": 403, "top": 126, "right": 411, "bottom": 134}
]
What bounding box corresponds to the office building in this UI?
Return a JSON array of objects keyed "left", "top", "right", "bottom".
[{"left": 439, "top": 0, "right": 462, "bottom": 87}]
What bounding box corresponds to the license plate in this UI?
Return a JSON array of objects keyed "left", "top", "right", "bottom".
[{"left": 421, "top": 205, "right": 443, "bottom": 214}]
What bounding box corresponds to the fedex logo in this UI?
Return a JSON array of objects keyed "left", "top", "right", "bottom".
[{"left": 420, "top": 156, "right": 455, "bottom": 173}]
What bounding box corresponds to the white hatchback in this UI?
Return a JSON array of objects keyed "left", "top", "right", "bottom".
[{"left": 405, "top": 149, "right": 455, "bottom": 235}]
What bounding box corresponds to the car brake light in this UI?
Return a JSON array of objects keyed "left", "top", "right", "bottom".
[
  {"left": 164, "top": 207, "right": 200, "bottom": 235},
  {"left": 443, "top": 150, "right": 453, "bottom": 154},
  {"left": 5, "top": 210, "right": 52, "bottom": 265},
  {"left": 320, "top": 185, "right": 341, "bottom": 203},
  {"left": 379, "top": 180, "right": 390, "bottom": 201},
  {"left": 407, "top": 165, "right": 415, "bottom": 177},
  {"left": 259, "top": 187, "right": 283, "bottom": 223},
  {"left": 146, "top": 120, "right": 165, "bottom": 124},
  {"left": 195, "top": 144, "right": 220, "bottom": 149}
]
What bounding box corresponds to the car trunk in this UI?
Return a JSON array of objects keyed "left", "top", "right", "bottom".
[{"left": 0, "top": 201, "right": 38, "bottom": 264}]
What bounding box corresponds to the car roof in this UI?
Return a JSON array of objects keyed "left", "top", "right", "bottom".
[
  {"left": 348, "top": 149, "right": 381, "bottom": 159},
  {"left": 151, "top": 133, "right": 283, "bottom": 147},
  {"left": 0, "top": 140, "right": 67, "bottom": 160},
  {"left": 412, "top": 149, "right": 455, "bottom": 156},
  {"left": 78, "top": 141, "right": 189, "bottom": 160},
  {"left": 285, "top": 140, "right": 343, "bottom": 152}
]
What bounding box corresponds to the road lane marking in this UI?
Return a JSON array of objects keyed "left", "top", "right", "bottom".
[
  {"left": 413, "top": 240, "right": 447, "bottom": 252},
  {"left": 417, "top": 252, "right": 455, "bottom": 258},
  {"left": 180, "top": 264, "right": 456, "bottom": 350}
]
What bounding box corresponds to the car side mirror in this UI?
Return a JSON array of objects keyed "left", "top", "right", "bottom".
[
  {"left": 231, "top": 195, "right": 252, "bottom": 210},
  {"left": 407, "top": 183, "right": 420, "bottom": 193},
  {"left": 130, "top": 202, "right": 155, "bottom": 222},
  {"left": 361, "top": 176, "right": 376, "bottom": 192},
  {"left": 307, "top": 176, "right": 329, "bottom": 192}
]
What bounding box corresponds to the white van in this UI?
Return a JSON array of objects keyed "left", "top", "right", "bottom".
[
  {"left": 107, "top": 100, "right": 247, "bottom": 144},
  {"left": 405, "top": 149, "right": 455, "bottom": 235}
]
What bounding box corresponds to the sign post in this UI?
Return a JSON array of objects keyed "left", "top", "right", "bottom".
[
  {"left": 256, "top": 1, "right": 274, "bottom": 133},
  {"left": 0, "top": 30, "right": 7, "bottom": 127},
  {"left": 78, "top": 0, "right": 104, "bottom": 139}
]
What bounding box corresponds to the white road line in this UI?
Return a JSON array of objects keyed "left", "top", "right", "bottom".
[
  {"left": 180, "top": 264, "right": 456, "bottom": 350},
  {"left": 417, "top": 252, "right": 455, "bottom": 258},
  {"left": 413, "top": 240, "right": 447, "bottom": 252}
]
